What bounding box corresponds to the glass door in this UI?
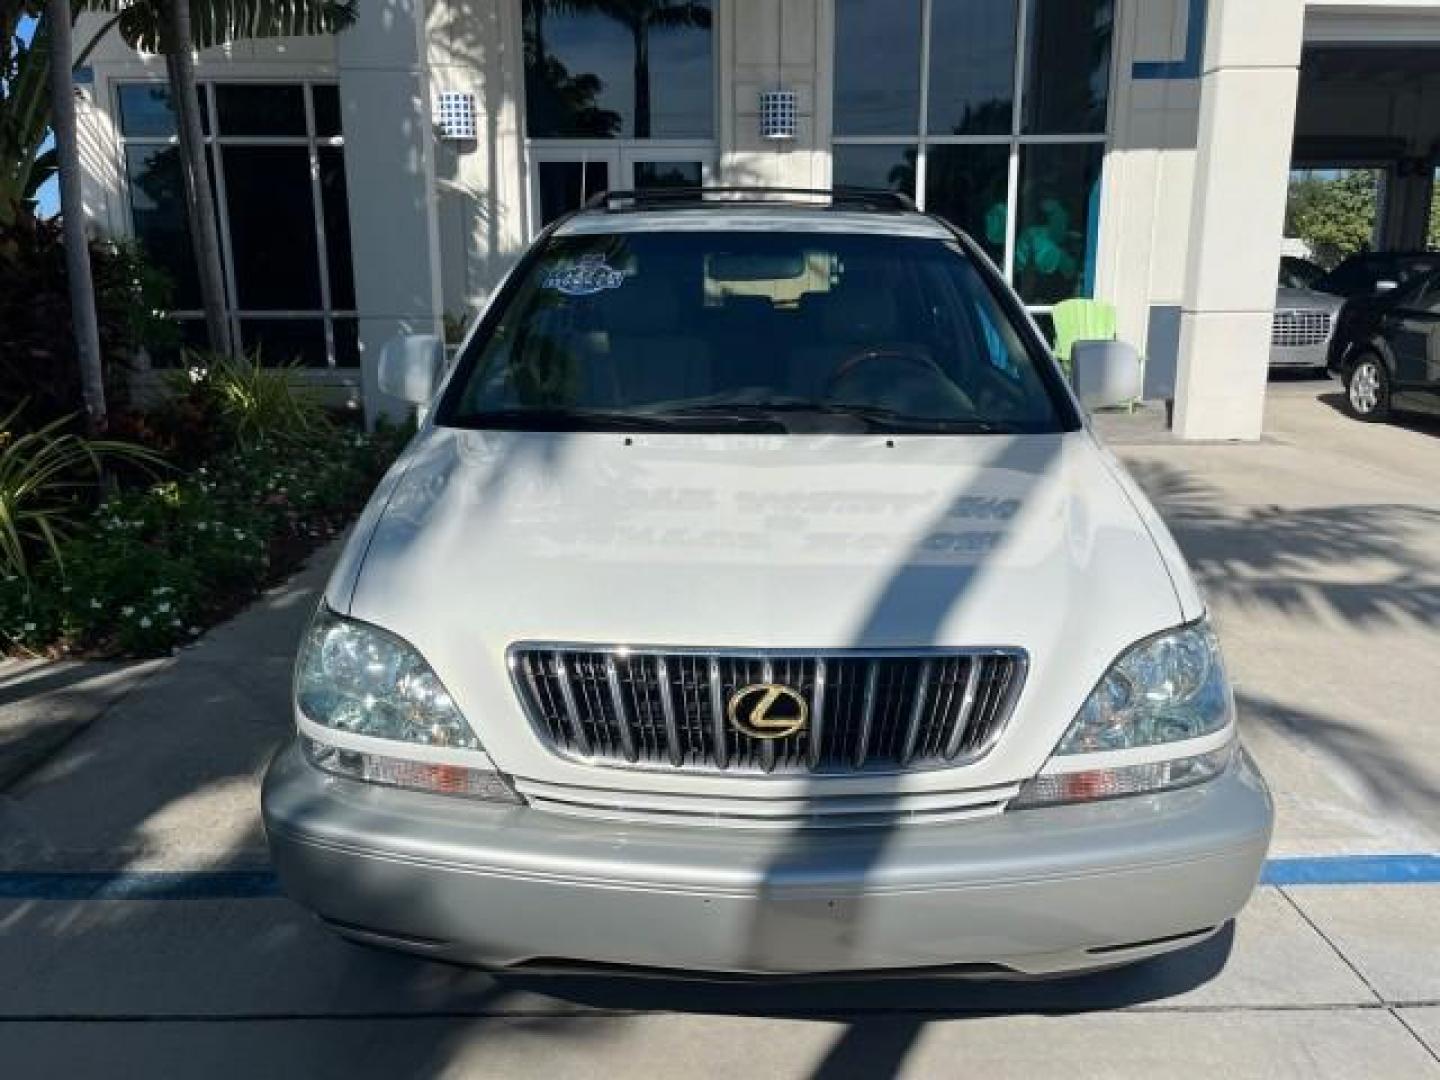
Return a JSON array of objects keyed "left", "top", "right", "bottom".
[
  {"left": 529, "top": 145, "right": 714, "bottom": 231},
  {"left": 530, "top": 147, "right": 617, "bottom": 229}
]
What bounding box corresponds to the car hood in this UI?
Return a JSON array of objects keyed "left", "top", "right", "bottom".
[
  {"left": 330, "top": 427, "right": 1194, "bottom": 790},
  {"left": 1276, "top": 286, "right": 1345, "bottom": 311}
]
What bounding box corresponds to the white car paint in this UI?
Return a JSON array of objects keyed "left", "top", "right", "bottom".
[{"left": 315, "top": 416, "right": 1220, "bottom": 805}]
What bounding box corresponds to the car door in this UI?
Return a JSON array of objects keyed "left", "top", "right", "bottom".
[{"left": 1385, "top": 272, "right": 1440, "bottom": 413}]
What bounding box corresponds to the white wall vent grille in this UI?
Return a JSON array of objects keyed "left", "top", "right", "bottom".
[
  {"left": 759, "top": 90, "right": 798, "bottom": 140},
  {"left": 434, "top": 92, "right": 477, "bottom": 141}
]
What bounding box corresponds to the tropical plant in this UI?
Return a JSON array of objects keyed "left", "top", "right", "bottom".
[
  {"left": 164, "top": 351, "right": 330, "bottom": 450},
  {"left": 0, "top": 405, "right": 165, "bottom": 579},
  {"left": 1, "top": 1, "right": 51, "bottom": 227},
  {"left": 83, "top": 0, "right": 360, "bottom": 357},
  {"left": 0, "top": 212, "right": 175, "bottom": 425}
]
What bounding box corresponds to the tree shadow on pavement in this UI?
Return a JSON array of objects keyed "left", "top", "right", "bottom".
[{"left": 1124, "top": 459, "right": 1440, "bottom": 630}]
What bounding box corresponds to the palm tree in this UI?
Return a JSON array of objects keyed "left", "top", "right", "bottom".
[
  {"left": 43, "top": 0, "right": 107, "bottom": 434},
  {"left": 86, "top": 0, "right": 357, "bottom": 357},
  {"left": 547, "top": 0, "right": 711, "bottom": 138}
]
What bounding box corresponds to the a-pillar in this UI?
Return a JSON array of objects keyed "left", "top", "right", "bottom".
[{"left": 1172, "top": 0, "right": 1305, "bottom": 441}]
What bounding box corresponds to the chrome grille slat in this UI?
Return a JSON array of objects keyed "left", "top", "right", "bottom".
[
  {"left": 808, "top": 658, "right": 828, "bottom": 770},
  {"left": 604, "top": 655, "right": 639, "bottom": 763},
  {"left": 944, "top": 657, "right": 983, "bottom": 760},
  {"left": 551, "top": 653, "right": 593, "bottom": 756},
  {"left": 1271, "top": 308, "right": 1333, "bottom": 347},
  {"left": 513, "top": 647, "right": 1025, "bottom": 776},
  {"left": 900, "top": 660, "right": 933, "bottom": 765}
]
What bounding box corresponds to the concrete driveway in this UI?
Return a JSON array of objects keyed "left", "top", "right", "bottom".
[{"left": 1, "top": 378, "right": 1437, "bottom": 1078}]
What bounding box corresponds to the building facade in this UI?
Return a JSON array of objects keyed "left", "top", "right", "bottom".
[{"left": 71, "top": 0, "right": 1440, "bottom": 438}]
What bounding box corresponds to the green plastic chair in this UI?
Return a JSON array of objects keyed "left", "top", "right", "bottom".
[{"left": 1051, "top": 298, "right": 1118, "bottom": 374}]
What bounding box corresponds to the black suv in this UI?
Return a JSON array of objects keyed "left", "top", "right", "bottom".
[{"left": 1327, "top": 266, "right": 1440, "bottom": 422}]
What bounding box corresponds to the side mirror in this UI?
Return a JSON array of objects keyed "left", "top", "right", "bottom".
[
  {"left": 1374, "top": 279, "right": 1399, "bottom": 294},
  {"left": 1071, "top": 340, "right": 1142, "bottom": 410},
  {"left": 378, "top": 333, "right": 444, "bottom": 405}
]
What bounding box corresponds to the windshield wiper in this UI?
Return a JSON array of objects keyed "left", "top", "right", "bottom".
[
  {"left": 449, "top": 407, "right": 782, "bottom": 433},
  {"left": 662, "top": 401, "right": 1022, "bottom": 435}
]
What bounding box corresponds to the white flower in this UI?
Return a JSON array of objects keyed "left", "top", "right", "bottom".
[
  {"left": 196, "top": 522, "right": 208, "bottom": 531},
  {"left": 157, "top": 602, "right": 171, "bottom": 613},
  {"left": 188, "top": 626, "right": 201, "bottom": 635},
  {"left": 139, "top": 616, "right": 152, "bottom": 628},
  {"left": 89, "top": 599, "right": 102, "bottom": 610},
  {"left": 121, "top": 605, "right": 135, "bottom": 617},
  {"left": 23, "top": 622, "right": 35, "bottom": 632},
  {"left": 171, "top": 619, "right": 182, "bottom": 628}
]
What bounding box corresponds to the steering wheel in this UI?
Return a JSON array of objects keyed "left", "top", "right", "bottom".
[{"left": 824, "top": 346, "right": 945, "bottom": 395}]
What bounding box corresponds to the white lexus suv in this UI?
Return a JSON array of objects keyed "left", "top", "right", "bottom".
[{"left": 262, "top": 188, "right": 1272, "bottom": 977}]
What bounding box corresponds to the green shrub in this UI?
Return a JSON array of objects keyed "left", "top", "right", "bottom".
[
  {"left": 0, "top": 212, "right": 177, "bottom": 425},
  {"left": 0, "top": 406, "right": 166, "bottom": 580},
  {"left": 0, "top": 422, "right": 409, "bottom": 657}
]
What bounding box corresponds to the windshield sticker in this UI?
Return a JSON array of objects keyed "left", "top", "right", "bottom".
[{"left": 543, "top": 254, "right": 625, "bottom": 296}]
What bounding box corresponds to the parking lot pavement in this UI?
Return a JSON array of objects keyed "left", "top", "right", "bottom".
[{"left": 0, "top": 380, "right": 1437, "bottom": 1077}]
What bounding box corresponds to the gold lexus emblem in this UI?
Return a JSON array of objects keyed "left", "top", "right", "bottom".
[{"left": 728, "top": 683, "right": 809, "bottom": 740}]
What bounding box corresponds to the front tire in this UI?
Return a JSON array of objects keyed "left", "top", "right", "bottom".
[{"left": 1345, "top": 354, "right": 1391, "bottom": 421}]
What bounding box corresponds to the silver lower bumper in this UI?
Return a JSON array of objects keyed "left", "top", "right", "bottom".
[{"left": 262, "top": 744, "right": 1273, "bottom": 976}]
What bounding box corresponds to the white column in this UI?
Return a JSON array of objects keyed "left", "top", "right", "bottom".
[
  {"left": 336, "top": 0, "right": 445, "bottom": 423},
  {"left": 1171, "top": 0, "right": 1305, "bottom": 441},
  {"left": 723, "top": 0, "right": 827, "bottom": 187}
]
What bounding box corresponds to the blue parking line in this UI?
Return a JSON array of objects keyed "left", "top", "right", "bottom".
[
  {"left": 0, "top": 856, "right": 1438, "bottom": 901},
  {"left": 0, "top": 871, "right": 280, "bottom": 900},
  {"left": 1260, "top": 854, "right": 1440, "bottom": 886}
]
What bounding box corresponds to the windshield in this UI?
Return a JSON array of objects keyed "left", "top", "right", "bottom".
[
  {"left": 1278, "top": 257, "right": 1322, "bottom": 290},
  {"left": 437, "top": 230, "right": 1075, "bottom": 435},
  {"left": 1316, "top": 254, "right": 1440, "bottom": 297}
]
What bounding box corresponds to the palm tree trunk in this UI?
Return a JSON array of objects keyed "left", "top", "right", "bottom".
[
  {"left": 163, "top": 0, "right": 232, "bottom": 357},
  {"left": 44, "top": 0, "right": 106, "bottom": 435},
  {"left": 633, "top": 24, "right": 650, "bottom": 138}
]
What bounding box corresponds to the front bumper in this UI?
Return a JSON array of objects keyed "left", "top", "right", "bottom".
[
  {"left": 262, "top": 744, "right": 1273, "bottom": 976},
  {"left": 1269, "top": 340, "right": 1332, "bottom": 369}
]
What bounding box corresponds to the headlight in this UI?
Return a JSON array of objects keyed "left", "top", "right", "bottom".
[
  {"left": 1012, "top": 621, "right": 1235, "bottom": 809},
  {"left": 1057, "top": 621, "right": 1232, "bottom": 754},
  {"left": 296, "top": 605, "right": 478, "bottom": 748},
  {"left": 295, "top": 606, "right": 522, "bottom": 803}
]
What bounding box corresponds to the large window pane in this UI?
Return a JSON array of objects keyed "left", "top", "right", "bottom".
[
  {"left": 1015, "top": 142, "right": 1103, "bottom": 304},
  {"left": 215, "top": 84, "right": 307, "bottom": 137},
  {"left": 832, "top": 144, "right": 917, "bottom": 199},
  {"left": 522, "top": 0, "right": 713, "bottom": 139},
  {"left": 1022, "top": 0, "right": 1113, "bottom": 134},
  {"left": 221, "top": 146, "right": 321, "bottom": 310},
  {"left": 117, "top": 83, "right": 209, "bottom": 137},
  {"left": 318, "top": 147, "right": 356, "bottom": 310},
  {"left": 241, "top": 318, "right": 327, "bottom": 367},
  {"left": 125, "top": 145, "right": 201, "bottom": 310},
  {"left": 834, "top": 0, "right": 922, "bottom": 136},
  {"left": 928, "top": 0, "right": 1017, "bottom": 137},
  {"left": 924, "top": 144, "right": 1010, "bottom": 264}
]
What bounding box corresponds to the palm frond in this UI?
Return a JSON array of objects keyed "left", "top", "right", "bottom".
[
  {"left": 86, "top": 0, "right": 358, "bottom": 54},
  {"left": 0, "top": 405, "right": 168, "bottom": 579}
]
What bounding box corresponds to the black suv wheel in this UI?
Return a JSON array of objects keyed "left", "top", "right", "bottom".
[{"left": 1345, "top": 353, "right": 1391, "bottom": 422}]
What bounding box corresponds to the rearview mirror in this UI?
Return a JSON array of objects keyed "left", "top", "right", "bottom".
[
  {"left": 1071, "top": 340, "right": 1142, "bottom": 410},
  {"left": 378, "top": 333, "right": 444, "bottom": 406}
]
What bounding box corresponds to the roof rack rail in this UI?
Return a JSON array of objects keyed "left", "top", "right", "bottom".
[{"left": 583, "top": 186, "right": 917, "bottom": 213}]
